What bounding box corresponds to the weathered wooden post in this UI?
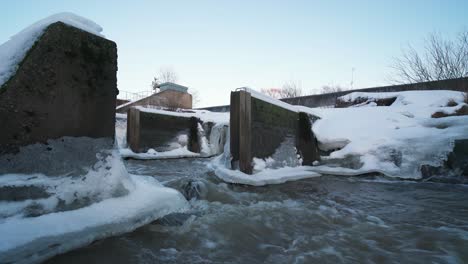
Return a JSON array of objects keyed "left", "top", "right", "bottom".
[{"left": 230, "top": 90, "right": 252, "bottom": 174}]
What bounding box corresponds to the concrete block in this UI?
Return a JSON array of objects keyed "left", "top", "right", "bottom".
[
  {"left": 126, "top": 107, "right": 200, "bottom": 153},
  {"left": 230, "top": 90, "right": 320, "bottom": 174},
  {"left": 0, "top": 22, "right": 117, "bottom": 154}
]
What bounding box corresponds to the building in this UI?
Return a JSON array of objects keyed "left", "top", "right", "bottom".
[{"left": 116, "top": 82, "right": 192, "bottom": 113}]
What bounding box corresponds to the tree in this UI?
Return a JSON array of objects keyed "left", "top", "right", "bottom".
[
  {"left": 391, "top": 30, "right": 468, "bottom": 84},
  {"left": 159, "top": 67, "right": 178, "bottom": 83},
  {"left": 281, "top": 80, "right": 303, "bottom": 98},
  {"left": 261, "top": 80, "right": 303, "bottom": 99},
  {"left": 319, "top": 84, "right": 345, "bottom": 94},
  {"left": 151, "top": 67, "right": 179, "bottom": 91}
]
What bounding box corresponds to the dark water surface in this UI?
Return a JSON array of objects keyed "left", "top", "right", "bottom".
[{"left": 47, "top": 158, "right": 468, "bottom": 264}]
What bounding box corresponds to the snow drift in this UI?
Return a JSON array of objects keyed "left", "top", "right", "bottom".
[{"left": 300, "top": 90, "right": 468, "bottom": 178}]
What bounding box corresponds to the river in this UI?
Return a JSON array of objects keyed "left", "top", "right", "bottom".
[{"left": 47, "top": 158, "right": 468, "bottom": 264}]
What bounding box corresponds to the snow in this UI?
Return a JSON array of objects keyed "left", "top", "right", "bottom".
[
  {"left": 136, "top": 106, "right": 229, "bottom": 124},
  {"left": 0, "top": 12, "right": 104, "bottom": 87},
  {"left": 120, "top": 146, "right": 200, "bottom": 160},
  {"left": 116, "top": 100, "right": 136, "bottom": 110},
  {"left": 0, "top": 174, "right": 188, "bottom": 263},
  {"left": 241, "top": 87, "right": 299, "bottom": 113},
  {"left": 0, "top": 146, "right": 189, "bottom": 263},
  {"left": 300, "top": 90, "right": 468, "bottom": 179},
  {"left": 210, "top": 89, "right": 468, "bottom": 184},
  {"left": 210, "top": 155, "right": 321, "bottom": 186},
  {"left": 117, "top": 108, "right": 229, "bottom": 160}
]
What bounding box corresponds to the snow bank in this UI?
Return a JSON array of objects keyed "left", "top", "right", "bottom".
[
  {"left": 120, "top": 146, "right": 200, "bottom": 160},
  {"left": 0, "top": 12, "right": 104, "bottom": 87},
  {"left": 210, "top": 89, "right": 467, "bottom": 184},
  {"left": 0, "top": 174, "right": 188, "bottom": 263},
  {"left": 136, "top": 106, "right": 229, "bottom": 124},
  {"left": 0, "top": 138, "right": 189, "bottom": 262},
  {"left": 301, "top": 90, "right": 468, "bottom": 179}
]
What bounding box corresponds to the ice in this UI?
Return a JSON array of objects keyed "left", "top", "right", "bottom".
[
  {"left": 120, "top": 146, "right": 200, "bottom": 160},
  {"left": 210, "top": 155, "right": 321, "bottom": 186},
  {"left": 0, "top": 174, "right": 188, "bottom": 263},
  {"left": 0, "top": 12, "right": 104, "bottom": 87},
  {"left": 210, "top": 129, "right": 321, "bottom": 186},
  {"left": 199, "top": 123, "right": 229, "bottom": 157},
  {"left": 0, "top": 137, "right": 189, "bottom": 262}
]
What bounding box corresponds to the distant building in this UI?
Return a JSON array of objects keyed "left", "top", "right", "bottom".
[
  {"left": 116, "top": 82, "right": 192, "bottom": 113},
  {"left": 158, "top": 82, "right": 189, "bottom": 93}
]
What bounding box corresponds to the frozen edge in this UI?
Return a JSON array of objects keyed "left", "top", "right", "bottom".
[
  {"left": 209, "top": 156, "right": 321, "bottom": 186},
  {"left": 0, "top": 174, "right": 189, "bottom": 263},
  {"left": 119, "top": 147, "right": 200, "bottom": 160}
]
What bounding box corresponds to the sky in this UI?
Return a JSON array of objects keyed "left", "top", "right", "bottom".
[{"left": 1, "top": 0, "right": 467, "bottom": 107}]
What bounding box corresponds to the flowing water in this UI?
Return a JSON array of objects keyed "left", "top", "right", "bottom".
[{"left": 47, "top": 158, "right": 468, "bottom": 264}]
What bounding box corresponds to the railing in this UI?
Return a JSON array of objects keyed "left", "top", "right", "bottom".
[{"left": 118, "top": 90, "right": 155, "bottom": 102}]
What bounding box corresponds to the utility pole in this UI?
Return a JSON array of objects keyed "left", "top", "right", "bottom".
[{"left": 350, "top": 67, "right": 355, "bottom": 89}]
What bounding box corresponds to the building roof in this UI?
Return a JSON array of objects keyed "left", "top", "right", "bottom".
[{"left": 158, "top": 82, "right": 189, "bottom": 93}]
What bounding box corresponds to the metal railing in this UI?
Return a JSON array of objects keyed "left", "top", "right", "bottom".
[{"left": 118, "top": 90, "right": 155, "bottom": 102}]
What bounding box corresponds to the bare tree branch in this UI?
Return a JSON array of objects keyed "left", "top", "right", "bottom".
[
  {"left": 261, "top": 80, "right": 303, "bottom": 99},
  {"left": 391, "top": 30, "right": 468, "bottom": 84}
]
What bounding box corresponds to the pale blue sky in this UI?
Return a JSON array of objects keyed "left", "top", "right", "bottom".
[{"left": 1, "top": 0, "right": 467, "bottom": 106}]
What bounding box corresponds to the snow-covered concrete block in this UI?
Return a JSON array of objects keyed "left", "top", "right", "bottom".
[
  {"left": 127, "top": 107, "right": 200, "bottom": 153},
  {"left": 0, "top": 21, "right": 117, "bottom": 154},
  {"left": 230, "top": 90, "right": 320, "bottom": 174}
]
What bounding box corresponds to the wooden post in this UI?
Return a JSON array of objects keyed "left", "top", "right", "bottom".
[{"left": 230, "top": 90, "right": 252, "bottom": 174}]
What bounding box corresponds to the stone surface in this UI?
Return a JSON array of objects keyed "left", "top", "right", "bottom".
[{"left": 0, "top": 22, "right": 117, "bottom": 154}]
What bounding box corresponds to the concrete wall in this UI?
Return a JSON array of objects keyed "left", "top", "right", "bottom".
[
  {"left": 282, "top": 77, "right": 468, "bottom": 108},
  {"left": 0, "top": 22, "right": 117, "bottom": 154},
  {"left": 116, "top": 99, "right": 130, "bottom": 107},
  {"left": 200, "top": 77, "right": 468, "bottom": 112},
  {"left": 127, "top": 107, "right": 200, "bottom": 153},
  {"left": 230, "top": 90, "right": 319, "bottom": 174},
  {"left": 117, "top": 89, "right": 192, "bottom": 113}
]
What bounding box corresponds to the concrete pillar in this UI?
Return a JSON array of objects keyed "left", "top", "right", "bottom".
[
  {"left": 127, "top": 107, "right": 140, "bottom": 152},
  {"left": 0, "top": 22, "right": 117, "bottom": 154}
]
